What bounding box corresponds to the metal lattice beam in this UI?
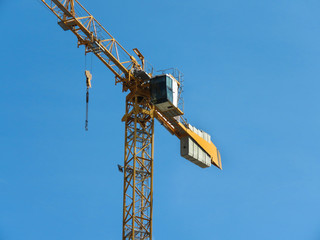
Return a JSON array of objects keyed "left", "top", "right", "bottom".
[{"left": 123, "top": 94, "right": 154, "bottom": 240}]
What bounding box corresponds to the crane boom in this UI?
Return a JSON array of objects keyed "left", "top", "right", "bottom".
[
  {"left": 42, "top": 0, "right": 142, "bottom": 87},
  {"left": 41, "top": 0, "right": 222, "bottom": 239}
]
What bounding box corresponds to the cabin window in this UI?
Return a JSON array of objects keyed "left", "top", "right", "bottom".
[
  {"left": 150, "top": 76, "right": 167, "bottom": 104},
  {"left": 166, "top": 76, "right": 173, "bottom": 104},
  {"left": 150, "top": 74, "right": 178, "bottom": 106}
]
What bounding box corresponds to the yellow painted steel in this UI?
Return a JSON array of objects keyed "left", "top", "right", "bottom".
[
  {"left": 178, "top": 123, "right": 222, "bottom": 169},
  {"left": 123, "top": 93, "right": 154, "bottom": 239},
  {"left": 41, "top": 0, "right": 144, "bottom": 87},
  {"left": 41, "top": 1, "right": 222, "bottom": 239}
]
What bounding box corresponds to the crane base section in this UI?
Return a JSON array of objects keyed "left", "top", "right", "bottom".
[{"left": 180, "top": 125, "right": 212, "bottom": 168}]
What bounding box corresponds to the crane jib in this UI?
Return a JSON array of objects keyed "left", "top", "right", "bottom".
[
  {"left": 51, "top": 0, "right": 73, "bottom": 17},
  {"left": 43, "top": 0, "right": 140, "bottom": 84}
]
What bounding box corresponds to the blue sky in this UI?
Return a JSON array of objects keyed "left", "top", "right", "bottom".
[{"left": 1, "top": 0, "right": 320, "bottom": 239}]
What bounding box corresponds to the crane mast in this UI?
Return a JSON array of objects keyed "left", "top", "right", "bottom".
[
  {"left": 42, "top": 1, "right": 154, "bottom": 238},
  {"left": 122, "top": 93, "right": 154, "bottom": 239},
  {"left": 41, "top": 0, "right": 222, "bottom": 239}
]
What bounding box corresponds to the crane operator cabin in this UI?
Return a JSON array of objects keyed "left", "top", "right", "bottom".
[{"left": 150, "top": 74, "right": 182, "bottom": 117}]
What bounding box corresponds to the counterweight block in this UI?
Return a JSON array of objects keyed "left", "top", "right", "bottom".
[{"left": 180, "top": 125, "right": 213, "bottom": 168}]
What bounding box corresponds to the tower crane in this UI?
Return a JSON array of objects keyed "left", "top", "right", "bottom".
[{"left": 40, "top": 0, "right": 222, "bottom": 239}]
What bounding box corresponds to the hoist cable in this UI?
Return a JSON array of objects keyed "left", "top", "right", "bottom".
[{"left": 85, "top": 89, "right": 89, "bottom": 131}]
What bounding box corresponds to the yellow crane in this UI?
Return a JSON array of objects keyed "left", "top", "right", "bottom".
[{"left": 41, "top": 0, "right": 222, "bottom": 239}]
